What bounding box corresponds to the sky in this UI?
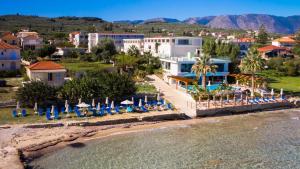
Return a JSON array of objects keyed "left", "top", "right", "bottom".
[{"left": 0, "top": 0, "right": 300, "bottom": 21}]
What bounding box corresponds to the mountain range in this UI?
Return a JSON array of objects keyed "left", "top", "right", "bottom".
[{"left": 115, "top": 14, "right": 300, "bottom": 34}]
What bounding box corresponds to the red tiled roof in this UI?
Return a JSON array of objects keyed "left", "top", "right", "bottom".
[
  {"left": 1, "top": 34, "right": 17, "bottom": 41},
  {"left": 0, "top": 41, "right": 19, "bottom": 49},
  {"left": 238, "top": 38, "right": 255, "bottom": 43},
  {"left": 27, "top": 61, "right": 65, "bottom": 70},
  {"left": 273, "top": 37, "right": 296, "bottom": 43},
  {"left": 70, "top": 31, "right": 80, "bottom": 35},
  {"left": 257, "top": 45, "right": 287, "bottom": 52}
]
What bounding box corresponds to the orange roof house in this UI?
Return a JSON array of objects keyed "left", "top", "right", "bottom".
[
  {"left": 26, "top": 61, "right": 66, "bottom": 87},
  {"left": 1, "top": 33, "right": 18, "bottom": 45},
  {"left": 272, "top": 36, "right": 297, "bottom": 48},
  {"left": 27, "top": 61, "right": 65, "bottom": 70},
  {"left": 258, "top": 45, "right": 289, "bottom": 60},
  {"left": 0, "top": 41, "right": 19, "bottom": 49}
]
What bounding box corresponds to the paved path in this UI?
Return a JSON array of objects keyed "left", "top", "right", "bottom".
[{"left": 147, "top": 75, "right": 197, "bottom": 118}]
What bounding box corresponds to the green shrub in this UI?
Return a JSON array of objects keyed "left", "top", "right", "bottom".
[
  {"left": 16, "top": 81, "right": 58, "bottom": 107},
  {"left": 0, "top": 70, "right": 22, "bottom": 78}
]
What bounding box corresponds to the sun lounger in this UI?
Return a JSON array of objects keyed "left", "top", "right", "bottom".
[
  {"left": 75, "top": 109, "right": 83, "bottom": 117},
  {"left": 61, "top": 107, "right": 65, "bottom": 114},
  {"left": 46, "top": 111, "right": 52, "bottom": 120},
  {"left": 21, "top": 109, "right": 27, "bottom": 117},
  {"left": 54, "top": 109, "right": 60, "bottom": 119},
  {"left": 98, "top": 109, "right": 105, "bottom": 116},
  {"left": 269, "top": 96, "right": 277, "bottom": 102},
  {"left": 141, "top": 106, "right": 148, "bottom": 112},
  {"left": 249, "top": 99, "right": 258, "bottom": 104},
  {"left": 106, "top": 108, "right": 113, "bottom": 115},
  {"left": 38, "top": 108, "right": 44, "bottom": 116},
  {"left": 126, "top": 106, "right": 133, "bottom": 113},
  {"left": 12, "top": 109, "right": 18, "bottom": 117},
  {"left": 115, "top": 106, "right": 120, "bottom": 113}
]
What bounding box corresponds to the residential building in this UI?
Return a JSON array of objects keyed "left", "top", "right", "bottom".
[
  {"left": 88, "top": 33, "right": 144, "bottom": 52},
  {"left": 69, "top": 32, "right": 88, "bottom": 48},
  {"left": 160, "top": 53, "right": 231, "bottom": 85},
  {"left": 123, "top": 36, "right": 202, "bottom": 58},
  {"left": 0, "top": 41, "right": 21, "bottom": 71},
  {"left": 26, "top": 61, "right": 66, "bottom": 87},
  {"left": 257, "top": 45, "right": 290, "bottom": 60},
  {"left": 17, "top": 30, "right": 43, "bottom": 50},
  {"left": 272, "top": 36, "right": 296, "bottom": 48},
  {"left": 1, "top": 33, "right": 18, "bottom": 46}
]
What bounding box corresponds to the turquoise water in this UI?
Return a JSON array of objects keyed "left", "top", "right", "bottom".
[
  {"left": 184, "top": 84, "right": 220, "bottom": 91},
  {"left": 29, "top": 110, "right": 300, "bottom": 169}
]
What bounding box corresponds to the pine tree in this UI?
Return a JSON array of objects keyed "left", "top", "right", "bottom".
[{"left": 256, "top": 25, "right": 269, "bottom": 45}]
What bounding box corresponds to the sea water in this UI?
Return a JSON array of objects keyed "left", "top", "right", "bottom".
[{"left": 29, "top": 110, "right": 300, "bottom": 169}]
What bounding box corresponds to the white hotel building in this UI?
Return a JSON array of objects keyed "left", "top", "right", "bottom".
[
  {"left": 88, "top": 33, "right": 144, "bottom": 52},
  {"left": 124, "top": 36, "right": 231, "bottom": 86}
]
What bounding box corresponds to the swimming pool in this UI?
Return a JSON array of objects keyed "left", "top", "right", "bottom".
[{"left": 183, "top": 84, "right": 221, "bottom": 91}]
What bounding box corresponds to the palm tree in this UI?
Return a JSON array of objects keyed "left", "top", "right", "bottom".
[
  {"left": 239, "top": 48, "right": 265, "bottom": 97},
  {"left": 192, "top": 54, "right": 217, "bottom": 91}
]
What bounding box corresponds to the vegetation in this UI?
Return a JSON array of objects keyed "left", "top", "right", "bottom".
[
  {"left": 136, "top": 83, "right": 157, "bottom": 94},
  {"left": 202, "top": 38, "right": 240, "bottom": 61},
  {"left": 0, "top": 77, "right": 23, "bottom": 102},
  {"left": 239, "top": 48, "right": 265, "bottom": 97},
  {"left": 256, "top": 25, "right": 269, "bottom": 46},
  {"left": 16, "top": 81, "right": 59, "bottom": 108},
  {"left": 91, "top": 39, "right": 117, "bottom": 63},
  {"left": 192, "top": 54, "right": 217, "bottom": 91},
  {"left": 60, "top": 72, "right": 136, "bottom": 104}
]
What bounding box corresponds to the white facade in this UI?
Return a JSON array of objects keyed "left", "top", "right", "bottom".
[
  {"left": 17, "top": 31, "right": 43, "bottom": 50},
  {"left": 69, "top": 32, "right": 88, "bottom": 48},
  {"left": 123, "top": 37, "right": 202, "bottom": 58},
  {"left": 160, "top": 56, "right": 231, "bottom": 84},
  {"left": 88, "top": 33, "right": 144, "bottom": 52},
  {"left": 123, "top": 39, "right": 144, "bottom": 54},
  {"left": 0, "top": 43, "right": 21, "bottom": 71},
  {"left": 26, "top": 69, "right": 66, "bottom": 87}
]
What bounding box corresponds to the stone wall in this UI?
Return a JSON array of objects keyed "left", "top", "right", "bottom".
[{"left": 197, "top": 102, "right": 294, "bottom": 117}]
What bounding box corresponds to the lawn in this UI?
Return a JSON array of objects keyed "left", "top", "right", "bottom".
[
  {"left": 60, "top": 61, "right": 114, "bottom": 72},
  {"left": 268, "top": 76, "right": 300, "bottom": 94},
  {"left": 136, "top": 83, "right": 157, "bottom": 94},
  {"left": 0, "top": 77, "right": 23, "bottom": 102}
]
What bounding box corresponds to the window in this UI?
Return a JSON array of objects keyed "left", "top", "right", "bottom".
[
  {"left": 1, "top": 52, "right": 3, "bottom": 55},
  {"left": 177, "top": 39, "right": 190, "bottom": 45},
  {"left": 214, "top": 64, "right": 224, "bottom": 72},
  {"left": 181, "top": 64, "right": 193, "bottom": 73},
  {"left": 164, "top": 62, "right": 171, "bottom": 70},
  {"left": 48, "top": 73, "right": 53, "bottom": 81},
  {"left": 166, "top": 39, "right": 170, "bottom": 43},
  {"left": 1, "top": 64, "right": 4, "bottom": 67},
  {"left": 162, "top": 39, "right": 165, "bottom": 43}
]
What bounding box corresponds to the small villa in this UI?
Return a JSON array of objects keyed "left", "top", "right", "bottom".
[
  {"left": 257, "top": 45, "right": 290, "bottom": 60},
  {"left": 0, "top": 41, "right": 21, "bottom": 71},
  {"left": 272, "top": 36, "right": 297, "bottom": 48},
  {"left": 161, "top": 53, "right": 231, "bottom": 91},
  {"left": 26, "top": 61, "right": 67, "bottom": 87}
]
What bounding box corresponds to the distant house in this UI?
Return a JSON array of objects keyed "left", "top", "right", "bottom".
[
  {"left": 17, "top": 31, "right": 43, "bottom": 50},
  {"left": 0, "top": 41, "right": 21, "bottom": 71},
  {"left": 272, "top": 36, "right": 296, "bottom": 48},
  {"left": 69, "top": 32, "right": 88, "bottom": 48},
  {"left": 1, "top": 33, "right": 18, "bottom": 46},
  {"left": 258, "top": 45, "right": 290, "bottom": 60},
  {"left": 26, "top": 61, "right": 66, "bottom": 87},
  {"left": 234, "top": 38, "right": 256, "bottom": 56},
  {"left": 88, "top": 33, "right": 144, "bottom": 52}
]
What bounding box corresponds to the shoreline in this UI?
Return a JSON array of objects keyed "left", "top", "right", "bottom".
[{"left": 0, "top": 107, "right": 299, "bottom": 169}]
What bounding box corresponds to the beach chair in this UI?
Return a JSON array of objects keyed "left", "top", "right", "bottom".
[
  {"left": 38, "top": 108, "right": 44, "bottom": 116},
  {"left": 141, "top": 106, "right": 148, "bottom": 112},
  {"left": 106, "top": 108, "right": 113, "bottom": 115},
  {"left": 61, "top": 107, "right": 65, "bottom": 114},
  {"left": 249, "top": 99, "right": 258, "bottom": 104},
  {"left": 98, "top": 109, "right": 105, "bottom": 116},
  {"left": 126, "top": 106, "right": 133, "bottom": 113},
  {"left": 280, "top": 95, "right": 287, "bottom": 101},
  {"left": 263, "top": 98, "right": 270, "bottom": 102},
  {"left": 115, "top": 106, "right": 120, "bottom": 114},
  {"left": 54, "top": 109, "right": 60, "bottom": 120},
  {"left": 12, "top": 109, "right": 18, "bottom": 117},
  {"left": 92, "top": 109, "right": 97, "bottom": 116},
  {"left": 75, "top": 109, "right": 83, "bottom": 117},
  {"left": 21, "top": 109, "right": 27, "bottom": 117},
  {"left": 167, "top": 103, "right": 173, "bottom": 110},
  {"left": 46, "top": 111, "right": 52, "bottom": 120}
]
